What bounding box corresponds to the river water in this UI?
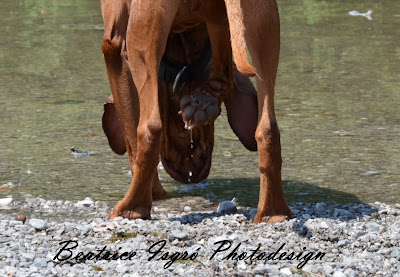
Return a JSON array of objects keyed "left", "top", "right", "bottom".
[{"left": 1, "top": 0, "right": 399, "bottom": 209}]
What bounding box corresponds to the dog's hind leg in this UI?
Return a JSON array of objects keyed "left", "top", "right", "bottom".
[
  {"left": 227, "top": 0, "right": 292, "bottom": 223},
  {"left": 107, "top": 0, "right": 180, "bottom": 219}
]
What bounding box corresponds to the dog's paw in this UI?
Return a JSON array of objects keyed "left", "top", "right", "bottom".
[
  {"left": 257, "top": 215, "right": 290, "bottom": 223},
  {"left": 253, "top": 210, "right": 292, "bottom": 224},
  {"left": 109, "top": 201, "right": 151, "bottom": 220},
  {"left": 178, "top": 92, "right": 219, "bottom": 130}
]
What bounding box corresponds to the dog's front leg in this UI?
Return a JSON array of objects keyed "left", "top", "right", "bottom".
[
  {"left": 229, "top": 0, "right": 292, "bottom": 223},
  {"left": 108, "top": 0, "right": 180, "bottom": 220}
]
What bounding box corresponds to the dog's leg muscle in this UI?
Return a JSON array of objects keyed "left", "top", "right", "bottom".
[
  {"left": 108, "top": 0, "right": 180, "bottom": 219},
  {"left": 237, "top": 0, "right": 292, "bottom": 223}
]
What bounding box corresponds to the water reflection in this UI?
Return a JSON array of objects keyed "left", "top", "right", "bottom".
[{"left": 0, "top": 0, "right": 399, "bottom": 211}]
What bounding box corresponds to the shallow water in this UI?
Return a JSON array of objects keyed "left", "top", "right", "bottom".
[{"left": 1, "top": 0, "right": 399, "bottom": 210}]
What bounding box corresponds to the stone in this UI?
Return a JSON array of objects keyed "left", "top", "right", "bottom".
[
  {"left": 320, "top": 221, "right": 329, "bottom": 229},
  {"left": 75, "top": 197, "right": 94, "bottom": 207},
  {"left": 333, "top": 272, "right": 346, "bottom": 277},
  {"left": 365, "top": 222, "right": 381, "bottom": 232},
  {"left": 323, "top": 265, "right": 333, "bottom": 275},
  {"left": 337, "top": 239, "right": 349, "bottom": 248},
  {"left": 22, "top": 253, "right": 36, "bottom": 262},
  {"left": 29, "top": 219, "right": 48, "bottom": 231},
  {"left": 0, "top": 198, "right": 13, "bottom": 207},
  {"left": 280, "top": 267, "right": 292, "bottom": 275},
  {"left": 15, "top": 214, "right": 27, "bottom": 224},
  {"left": 217, "top": 201, "right": 237, "bottom": 214},
  {"left": 302, "top": 213, "right": 311, "bottom": 220},
  {"left": 254, "top": 266, "right": 269, "bottom": 275},
  {"left": 173, "top": 231, "right": 189, "bottom": 240}
]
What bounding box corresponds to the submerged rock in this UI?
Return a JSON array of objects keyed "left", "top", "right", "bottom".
[{"left": 0, "top": 197, "right": 13, "bottom": 207}]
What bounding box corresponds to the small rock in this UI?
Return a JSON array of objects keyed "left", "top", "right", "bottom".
[
  {"left": 315, "top": 202, "right": 326, "bottom": 211},
  {"left": 344, "top": 269, "right": 357, "bottom": 277},
  {"left": 394, "top": 203, "right": 400, "bottom": 209},
  {"left": 334, "top": 208, "right": 354, "bottom": 218},
  {"left": 365, "top": 221, "right": 382, "bottom": 232},
  {"left": 302, "top": 213, "right": 311, "bottom": 220},
  {"left": 324, "top": 265, "right": 333, "bottom": 275},
  {"left": 93, "top": 227, "right": 108, "bottom": 232},
  {"left": 254, "top": 265, "right": 269, "bottom": 275},
  {"left": 75, "top": 197, "right": 94, "bottom": 207},
  {"left": 106, "top": 222, "right": 116, "bottom": 230},
  {"left": 280, "top": 267, "right": 292, "bottom": 275},
  {"left": 9, "top": 220, "right": 23, "bottom": 226},
  {"left": 217, "top": 201, "right": 237, "bottom": 214},
  {"left": 337, "top": 239, "right": 349, "bottom": 248},
  {"left": 333, "top": 272, "right": 346, "bottom": 277},
  {"left": 15, "top": 214, "right": 27, "bottom": 224},
  {"left": 238, "top": 262, "right": 246, "bottom": 270},
  {"left": 320, "top": 221, "right": 329, "bottom": 229},
  {"left": 22, "top": 253, "right": 36, "bottom": 262},
  {"left": 0, "top": 197, "right": 13, "bottom": 207},
  {"left": 29, "top": 219, "right": 48, "bottom": 231},
  {"left": 113, "top": 216, "right": 124, "bottom": 222},
  {"left": 173, "top": 231, "right": 189, "bottom": 240},
  {"left": 248, "top": 208, "right": 258, "bottom": 221},
  {"left": 183, "top": 206, "right": 192, "bottom": 212}
]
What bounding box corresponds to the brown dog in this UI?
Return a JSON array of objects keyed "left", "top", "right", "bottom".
[{"left": 100, "top": 0, "right": 292, "bottom": 223}]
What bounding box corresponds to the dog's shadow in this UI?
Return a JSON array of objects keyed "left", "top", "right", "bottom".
[{"left": 163, "top": 178, "right": 378, "bottom": 237}]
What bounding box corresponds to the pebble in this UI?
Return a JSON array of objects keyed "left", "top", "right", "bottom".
[
  {"left": 320, "top": 221, "right": 329, "bottom": 229},
  {"left": 15, "top": 214, "right": 27, "bottom": 224},
  {"left": 29, "top": 219, "right": 48, "bottom": 231},
  {"left": 333, "top": 271, "right": 346, "bottom": 277},
  {"left": 75, "top": 197, "right": 94, "bottom": 207},
  {"left": 22, "top": 253, "right": 36, "bottom": 262},
  {"left": 217, "top": 201, "right": 237, "bottom": 214},
  {"left": 0, "top": 197, "right": 13, "bottom": 207},
  {"left": 0, "top": 199, "right": 398, "bottom": 276},
  {"left": 280, "top": 267, "right": 292, "bottom": 275}
]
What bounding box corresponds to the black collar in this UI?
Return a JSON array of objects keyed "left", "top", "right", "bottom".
[{"left": 158, "top": 40, "right": 212, "bottom": 94}]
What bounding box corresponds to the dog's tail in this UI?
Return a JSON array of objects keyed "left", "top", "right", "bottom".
[{"left": 224, "top": 0, "right": 257, "bottom": 77}]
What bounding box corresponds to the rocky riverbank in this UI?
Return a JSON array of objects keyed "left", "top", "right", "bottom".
[{"left": 0, "top": 197, "right": 399, "bottom": 276}]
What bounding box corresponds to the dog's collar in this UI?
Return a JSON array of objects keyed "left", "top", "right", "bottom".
[{"left": 158, "top": 40, "right": 212, "bottom": 94}]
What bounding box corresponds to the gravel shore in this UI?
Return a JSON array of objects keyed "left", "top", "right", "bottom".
[{"left": 1, "top": 197, "right": 399, "bottom": 276}]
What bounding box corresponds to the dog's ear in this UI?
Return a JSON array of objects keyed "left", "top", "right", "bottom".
[
  {"left": 102, "top": 95, "right": 126, "bottom": 155},
  {"left": 224, "top": 69, "right": 258, "bottom": 151}
]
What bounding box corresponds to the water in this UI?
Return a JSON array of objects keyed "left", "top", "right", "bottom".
[{"left": 1, "top": 0, "right": 399, "bottom": 210}]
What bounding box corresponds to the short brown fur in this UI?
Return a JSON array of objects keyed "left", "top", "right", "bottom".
[{"left": 100, "top": 0, "right": 291, "bottom": 223}]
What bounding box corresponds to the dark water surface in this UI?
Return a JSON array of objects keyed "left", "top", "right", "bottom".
[{"left": 1, "top": 0, "right": 399, "bottom": 209}]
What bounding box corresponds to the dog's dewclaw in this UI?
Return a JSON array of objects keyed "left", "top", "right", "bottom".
[
  {"left": 180, "top": 95, "right": 192, "bottom": 110},
  {"left": 182, "top": 105, "right": 196, "bottom": 121},
  {"left": 194, "top": 109, "right": 207, "bottom": 123}
]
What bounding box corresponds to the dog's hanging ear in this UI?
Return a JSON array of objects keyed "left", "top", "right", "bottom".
[
  {"left": 102, "top": 95, "right": 126, "bottom": 155},
  {"left": 224, "top": 68, "right": 258, "bottom": 151}
]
